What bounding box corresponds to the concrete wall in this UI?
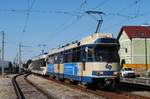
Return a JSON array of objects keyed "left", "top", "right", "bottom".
[
  {"left": 147, "top": 38, "right": 150, "bottom": 64},
  {"left": 132, "top": 38, "right": 150, "bottom": 64},
  {"left": 119, "top": 31, "right": 132, "bottom": 64}
]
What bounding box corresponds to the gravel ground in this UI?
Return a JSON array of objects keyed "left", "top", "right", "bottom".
[
  {"left": 130, "top": 91, "right": 150, "bottom": 98},
  {"left": 27, "top": 74, "right": 105, "bottom": 99},
  {"left": 16, "top": 74, "right": 48, "bottom": 99},
  {"left": 116, "top": 82, "right": 150, "bottom": 98},
  {"left": 0, "top": 74, "right": 17, "bottom": 99}
]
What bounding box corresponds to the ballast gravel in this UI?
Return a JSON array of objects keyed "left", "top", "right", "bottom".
[{"left": 27, "top": 74, "right": 105, "bottom": 99}]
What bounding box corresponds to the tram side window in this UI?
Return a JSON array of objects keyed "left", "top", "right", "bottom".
[
  {"left": 54, "top": 54, "right": 59, "bottom": 64},
  {"left": 38, "top": 60, "right": 42, "bottom": 67},
  {"left": 76, "top": 47, "right": 81, "bottom": 62},
  {"left": 41, "top": 59, "right": 46, "bottom": 66},
  {"left": 67, "top": 50, "right": 72, "bottom": 63},
  {"left": 47, "top": 55, "right": 54, "bottom": 64},
  {"left": 63, "top": 47, "right": 81, "bottom": 63},
  {"left": 63, "top": 51, "right": 67, "bottom": 63},
  {"left": 87, "top": 47, "right": 94, "bottom": 62},
  {"left": 59, "top": 52, "right": 63, "bottom": 64},
  {"left": 72, "top": 48, "right": 77, "bottom": 62}
]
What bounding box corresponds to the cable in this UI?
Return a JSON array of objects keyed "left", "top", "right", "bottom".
[
  {"left": 20, "top": 0, "right": 36, "bottom": 43},
  {"left": 107, "top": 13, "right": 136, "bottom": 19},
  {"left": 91, "top": 0, "right": 111, "bottom": 10},
  {"left": 102, "top": 0, "right": 143, "bottom": 33},
  {"left": 41, "top": 0, "right": 111, "bottom": 46},
  {"left": 40, "top": 0, "right": 89, "bottom": 45},
  {"left": 79, "top": 0, "right": 88, "bottom": 12},
  {"left": 115, "top": 0, "right": 142, "bottom": 13},
  {"left": 41, "top": 14, "right": 85, "bottom": 45},
  {"left": 29, "top": 0, "right": 36, "bottom": 10}
]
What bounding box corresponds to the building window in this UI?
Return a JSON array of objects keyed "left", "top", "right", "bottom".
[{"left": 125, "top": 48, "right": 128, "bottom": 53}]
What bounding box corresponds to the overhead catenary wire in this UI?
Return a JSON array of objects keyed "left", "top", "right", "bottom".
[
  {"left": 114, "top": 0, "right": 142, "bottom": 13},
  {"left": 103, "top": 11, "right": 150, "bottom": 34},
  {"left": 102, "top": 0, "right": 143, "bottom": 33},
  {"left": 41, "top": 14, "right": 85, "bottom": 45},
  {"left": 49, "top": 0, "right": 111, "bottom": 46},
  {"left": 52, "top": 0, "right": 112, "bottom": 47},
  {"left": 20, "top": 0, "right": 36, "bottom": 43},
  {"left": 96, "top": 0, "right": 142, "bottom": 31},
  {"left": 1, "top": 0, "right": 149, "bottom": 61},
  {"left": 79, "top": 0, "right": 88, "bottom": 13},
  {"left": 52, "top": 0, "right": 88, "bottom": 33},
  {"left": 18, "top": 0, "right": 36, "bottom": 66},
  {"left": 69, "top": 0, "right": 148, "bottom": 42},
  {"left": 91, "top": 0, "right": 111, "bottom": 10},
  {"left": 40, "top": 0, "right": 89, "bottom": 46}
]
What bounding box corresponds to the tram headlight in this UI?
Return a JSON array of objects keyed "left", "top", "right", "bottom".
[
  {"left": 97, "top": 71, "right": 103, "bottom": 76},
  {"left": 113, "top": 72, "right": 120, "bottom": 76}
]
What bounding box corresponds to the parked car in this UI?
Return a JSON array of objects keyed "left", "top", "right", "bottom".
[{"left": 121, "top": 68, "right": 135, "bottom": 78}]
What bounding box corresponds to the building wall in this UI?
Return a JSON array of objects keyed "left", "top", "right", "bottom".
[
  {"left": 132, "top": 38, "right": 145, "bottom": 64},
  {"left": 119, "top": 31, "right": 132, "bottom": 65},
  {"left": 147, "top": 38, "right": 150, "bottom": 64},
  {"left": 118, "top": 28, "right": 150, "bottom": 72},
  {"left": 132, "top": 38, "right": 150, "bottom": 64}
]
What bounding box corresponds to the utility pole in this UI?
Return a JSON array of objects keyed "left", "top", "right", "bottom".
[
  {"left": 18, "top": 44, "right": 31, "bottom": 73},
  {"left": 18, "top": 44, "right": 21, "bottom": 73},
  {"left": 1, "top": 31, "right": 5, "bottom": 77}
]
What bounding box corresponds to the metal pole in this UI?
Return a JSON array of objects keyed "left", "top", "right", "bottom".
[
  {"left": 95, "top": 20, "right": 103, "bottom": 33},
  {"left": 1, "top": 31, "right": 5, "bottom": 77},
  {"left": 19, "top": 44, "right": 21, "bottom": 73}
]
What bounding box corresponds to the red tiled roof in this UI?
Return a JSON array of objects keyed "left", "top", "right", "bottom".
[{"left": 117, "top": 26, "right": 150, "bottom": 39}]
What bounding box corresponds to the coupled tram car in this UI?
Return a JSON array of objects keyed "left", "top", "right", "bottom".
[
  {"left": 28, "top": 54, "right": 47, "bottom": 75},
  {"left": 29, "top": 33, "right": 120, "bottom": 88}
]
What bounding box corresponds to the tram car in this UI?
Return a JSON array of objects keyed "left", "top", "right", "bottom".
[
  {"left": 29, "top": 53, "right": 47, "bottom": 75},
  {"left": 46, "top": 33, "right": 120, "bottom": 87}
]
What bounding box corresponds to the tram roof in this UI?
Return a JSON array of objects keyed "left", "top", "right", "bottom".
[
  {"left": 30, "top": 53, "right": 47, "bottom": 61},
  {"left": 48, "top": 33, "right": 114, "bottom": 55}
]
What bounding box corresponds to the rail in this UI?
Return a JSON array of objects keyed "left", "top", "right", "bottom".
[
  {"left": 121, "top": 77, "right": 150, "bottom": 86},
  {"left": 42, "top": 75, "right": 148, "bottom": 99},
  {"left": 24, "top": 73, "right": 54, "bottom": 99},
  {"left": 12, "top": 73, "right": 25, "bottom": 99}
]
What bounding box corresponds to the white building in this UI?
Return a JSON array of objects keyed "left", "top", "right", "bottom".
[{"left": 117, "top": 26, "right": 150, "bottom": 71}]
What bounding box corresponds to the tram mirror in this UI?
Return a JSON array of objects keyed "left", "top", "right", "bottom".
[{"left": 85, "top": 47, "right": 88, "bottom": 52}]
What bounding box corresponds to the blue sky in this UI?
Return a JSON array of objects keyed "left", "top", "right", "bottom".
[{"left": 0, "top": 0, "right": 150, "bottom": 61}]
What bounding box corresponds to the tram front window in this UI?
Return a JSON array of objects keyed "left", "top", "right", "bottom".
[{"left": 94, "top": 45, "right": 119, "bottom": 62}]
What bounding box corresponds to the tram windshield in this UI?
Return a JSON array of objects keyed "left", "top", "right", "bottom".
[{"left": 94, "top": 45, "right": 119, "bottom": 62}]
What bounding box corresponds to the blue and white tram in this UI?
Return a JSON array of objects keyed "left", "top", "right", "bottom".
[
  {"left": 46, "top": 33, "right": 120, "bottom": 87},
  {"left": 29, "top": 54, "right": 47, "bottom": 75}
]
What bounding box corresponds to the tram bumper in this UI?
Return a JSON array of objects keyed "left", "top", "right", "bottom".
[{"left": 92, "top": 71, "right": 120, "bottom": 84}]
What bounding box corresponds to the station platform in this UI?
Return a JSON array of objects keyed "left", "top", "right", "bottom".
[
  {"left": 0, "top": 74, "right": 17, "bottom": 99},
  {"left": 121, "top": 77, "right": 150, "bottom": 86}
]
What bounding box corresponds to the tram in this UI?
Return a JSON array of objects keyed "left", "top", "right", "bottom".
[{"left": 46, "top": 33, "right": 120, "bottom": 87}]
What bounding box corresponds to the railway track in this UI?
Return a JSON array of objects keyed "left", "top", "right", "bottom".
[
  {"left": 40, "top": 74, "right": 149, "bottom": 99},
  {"left": 12, "top": 73, "right": 52, "bottom": 99}
]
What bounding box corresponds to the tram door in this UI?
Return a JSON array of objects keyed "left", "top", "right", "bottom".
[{"left": 82, "top": 46, "right": 94, "bottom": 70}]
